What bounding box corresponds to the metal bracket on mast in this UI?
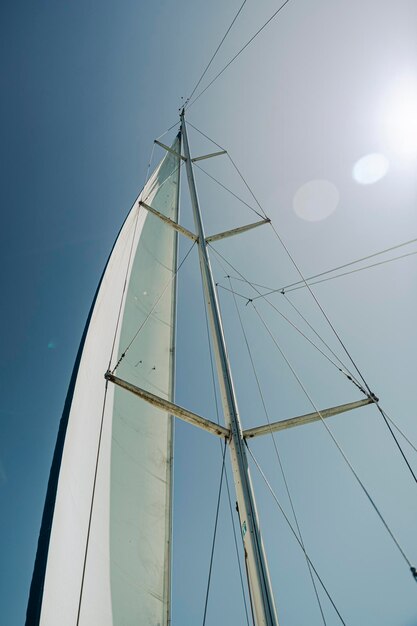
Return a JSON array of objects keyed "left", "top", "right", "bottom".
[
  {"left": 243, "top": 397, "right": 374, "bottom": 439},
  {"left": 105, "top": 372, "right": 230, "bottom": 438},
  {"left": 191, "top": 150, "right": 227, "bottom": 162},
  {"left": 139, "top": 201, "right": 198, "bottom": 242},
  {"left": 154, "top": 139, "right": 187, "bottom": 160},
  {"left": 206, "top": 218, "right": 271, "bottom": 244}
]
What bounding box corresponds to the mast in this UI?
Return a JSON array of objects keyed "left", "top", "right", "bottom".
[{"left": 180, "top": 111, "right": 279, "bottom": 626}]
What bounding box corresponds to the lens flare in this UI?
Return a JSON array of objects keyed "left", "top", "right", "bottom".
[
  {"left": 352, "top": 153, "right": 389, "bottom": 185},
  {"left": 293, "top": 179, "right": 339, "bottom": 222}
]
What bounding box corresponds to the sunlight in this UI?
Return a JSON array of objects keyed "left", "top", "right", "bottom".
[{"left": 380, "top": 74, "right": 417, "bottom": 159}]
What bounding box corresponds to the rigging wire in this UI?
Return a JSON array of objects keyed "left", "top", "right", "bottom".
[
  {"left": 186, "top": 0, "right": 293, "bottom": 110},
  {"left": 192, "top": 117, "right": 417, "bottom": 488},
  {"left": 285, "top": 249, "right": 417, "bottom": 292},
  {"left": 245, "top": 443, "right": 347, "bottom": 625},
  {"left": 201, "top": 259, "right": 252, "bottom": 625},
  {"left": 194, "top": 162, "right": 263, "bottom": 219},
  {"left": 202, "top": 441, "right": 228, "bottom": 626},
  {"left": 76, "top": 382, "right": 109, "bottom": 626},
  {"left": 108, "top": 204, "right": 142, "bottom": 370},
  {"left": 77, "top": 139, "right": 165, "bottom": 623},
  {"left": 185, "top": 0, "right": 248, "bottom": 106},
  {"left": 156, "top": 120, "right": 181, "bottom": 140},
  {"left": 189, "top": 136, "right": 417, "bottom": 299},
  {"left": 383, "top": 410, "right": 417, "bottom": 454},
  {"left": 196, "top": 233, "right": 277, "bottom": 624},
  {"left": 266, "top": 218, "right": 417, "bottom": 485},
  {"left": 108, "top": 143, "right": 159, "bottom": 369},
  {"left": 143, "top": 160, "right": 185, "bottom": 206},
  {"left": 112, "top": 240, "right": 196, "bottom": 372},
  {"left": 225, "top": 247, "right": 417, "bottom": 294},
  {"left": 184, "top": 120, "right": 417, "bottom": 575},
  {"left": 209, "top": 244, "right": 365, "bottom": 392},
  {"left": 251, "top": 301, "right": 414, "bottom": 570},
  {"left": 144, "top": 141, "right": 156, "bottom": 184},
  {"left": 280, "top": 291, "right": 369, "bottom": 393},
  {"left": 227, "top": 278, "right": 328, "bottom": 625},
  {"left": 186, "top": 120, "right": 227, "bottom": 151},
  {"left": 219, "top": 272, "right": 417, "bottom": 458},
  {"left": 252, "top": 245, "right": 417, "bottom": 299},
  {"left": 223, "top": 467, "right": 252, "bottom": 626}
]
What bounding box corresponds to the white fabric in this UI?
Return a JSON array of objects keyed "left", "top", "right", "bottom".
[{"left": 40, "top": 138, "right": 180, "bottom": 626}]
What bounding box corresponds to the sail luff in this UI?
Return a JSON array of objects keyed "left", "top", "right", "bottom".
[
  {"left": 26, "top": 136, "right": 182, "bottom": 626},
  {"left": 24, "top": 207, "right": 134, "bottom": 626},
  {"left": 164, "top": 128, "right": 182, "bottom": 626}
]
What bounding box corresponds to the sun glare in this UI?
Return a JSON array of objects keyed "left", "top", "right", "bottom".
[
  {"left": 380, "top": 74, "right": 417, "bottom": 159},
  {"left": 352, "top": 153, "right": 389, "bottom": 185}
]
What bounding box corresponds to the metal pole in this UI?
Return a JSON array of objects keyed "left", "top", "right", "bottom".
[{"left": 180, "top": 111, "right": 279, "bottom": 626}]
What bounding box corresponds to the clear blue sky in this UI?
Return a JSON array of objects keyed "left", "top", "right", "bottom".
[{"left": 1, "top": 1, "right": 417, "bottom": 624}]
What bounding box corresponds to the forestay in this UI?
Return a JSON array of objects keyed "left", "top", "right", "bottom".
[{"left": 26, "top": 136, "right": 181, "bottom": 626}]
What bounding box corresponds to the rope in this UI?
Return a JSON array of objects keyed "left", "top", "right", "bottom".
[
  {"left": 186, "top": 0, "right": 293, "bottom": 110},
  {"left": 185, "top": 0, "right": 248, "bottom": 106},
  {"left": 227, "top": 278, "right": 328, "bottom": 625},
  {"left": 202, "top": 441, "right": 228, "bottom": 626},
  {"left": 251, "top": 302, "right": 414, "bottom": 570},
  {"left": 245, "top": 443, "right": 347, "bottom": 625}
]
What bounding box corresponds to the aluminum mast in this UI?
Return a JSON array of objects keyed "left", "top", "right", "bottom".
[{"left": 180, "top": 111, "right": 279, "bottom": 626}]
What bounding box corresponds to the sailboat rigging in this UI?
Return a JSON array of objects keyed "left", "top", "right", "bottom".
[
  {"left": 15, "top": 2, "right": 417, "bottom": 626},
  {"left": 25, "top": 103, "right": 417, "bottom": 625}
]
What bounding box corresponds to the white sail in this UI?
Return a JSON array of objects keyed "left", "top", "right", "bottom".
[{"left": 28, "top": 136, "right": 181, "bottom": 626}]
